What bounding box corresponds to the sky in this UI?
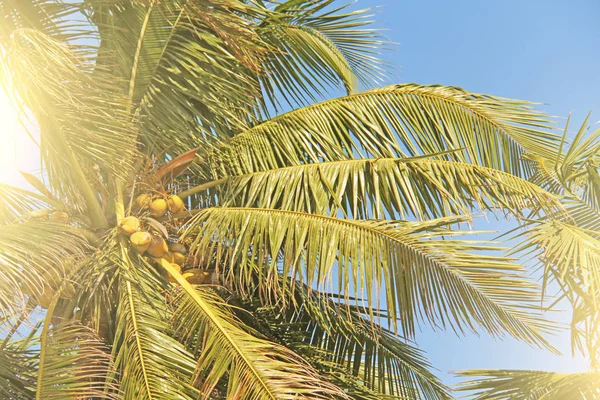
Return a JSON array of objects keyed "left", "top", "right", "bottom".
[
  {"left": 343, "top": 0, "right": 600, "bottom": 387},
  {"left": 0, "top": 0, "right": 599, "bottom": 391}
]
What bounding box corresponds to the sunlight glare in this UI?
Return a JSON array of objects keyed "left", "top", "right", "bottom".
[{"left": 0, "top": 85, "right": 39, "bottom": 186}]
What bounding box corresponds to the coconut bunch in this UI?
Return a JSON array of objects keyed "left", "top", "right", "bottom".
[
  {"left": 135, "top": 193, "right": 186, "bottom": 217},
  {"left": 119, "top": 196, "right": 213, "bottom": 287}
]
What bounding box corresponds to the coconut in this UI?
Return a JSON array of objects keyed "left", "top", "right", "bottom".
[
  {"left": 183, "top": 269, "right": 211, "bottom": 285},
  {"left": 168, "top": 263, "right": 182, "bottom": 283},
  {"left": 38, "top": 287, "right": 55, "bottom": 309},
  {"left": 49, "top": 211, "right": 69, "bottom": 223},
  {"left": 167, "top": 195, "right": 185, "bottom": 213},
  {"left": 130, "top": 231, "right": 152, "bottom": 254},
  {"left": 119, "top": 216, "right": 140, "bottom": 236},
  {"left": 172, "top": 252, "right": 186, "bottom": 265},
  {"left": 147, "top": 235, "right": 168, "bottom": 257},
  {"left": 136, "top": 194, "right": 153, "bottom": 210},
  {"left": 169, "top": 242, "right": 187, "bottom": 255},
  {"left": 150, "top": 198, "right": 168, "bottom": 217}
]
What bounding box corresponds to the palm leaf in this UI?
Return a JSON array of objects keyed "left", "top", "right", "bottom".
[
  {"left": 182, "top": 208, "right": 555, "bottom": 347},
  {"left": 255, "top": 0, "right": 386, "bottom": 107},
  {"left": 112, "top": 252, "right": 199, "bottom": 399},
  {"left": 165, "top": 265, "right": 347, "bottom": 400},
  {"left": 456, "top": 369, "right": 600, "bottom": 399},
  {"left": 212, "top": 156, "right": 563, "bottom": 219},
  {"left": 0, "top": 220, "right": 88, "bottom": 315},
  {"left": 34, "top": 322, "right": 119, "bottom": 399},
  {"left": 207, "top": 84, "right": 560, "bottom": 180},
  {"left": 240, "top": 282, "right": 452, "bottom": 400}
]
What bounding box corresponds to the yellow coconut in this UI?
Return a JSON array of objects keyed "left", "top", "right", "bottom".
[
  {"left": 172, "top": 252, "right": 186, "bottom": 266},
  {"left": 169, "top": 242, "right": 187, "bottom": 255},
  {"left": 167, "top": 195, "right": 185, "bottom": 213},
  {"left": 38, "top": 287, "right": 55, "bottom": 309},
  {"left": 147, "top": 235, "right": 168, "bottom": 257},
  {"left": 119, "top": 216, "right": 140, "bottom": 236},
  {"left": 150, "top": 198, "right": 168, "bottom": 217},
  {"left": 136, "top": 194, "right": 153, "bottom": 210},
  {"left": 168, "top": 263, "right": 183, "bottom": 283},
  {"left": 130, "top": 231, "right": 152, "bottom": 254},
  {"left": 183, "top": 269, "right": 211, "bottom": 285},
  {"left": 49, "top": 211, "right": 69, "bottom": 223}
]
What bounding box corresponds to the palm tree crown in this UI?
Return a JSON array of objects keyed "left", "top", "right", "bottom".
[{"left": 0, "top": 1, "right": 597, "bottom": 399}]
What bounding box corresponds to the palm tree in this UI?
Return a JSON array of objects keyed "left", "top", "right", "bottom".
[
  {"left": 0, "top": 0, "right": 574, "bottom": 399},
  {"left": 457, "top": 120, "right": 600, "bottom": 399}
]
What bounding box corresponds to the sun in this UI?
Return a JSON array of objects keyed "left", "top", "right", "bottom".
[{"left": 0, "top": 85, "right": 39, "bottom": 186}]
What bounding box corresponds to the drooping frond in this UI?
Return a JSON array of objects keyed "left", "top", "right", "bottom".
[
  {"left": 0, "top": 183, "right": 54, "bottom": 224},
  {"left": 213, "top": 157, "right": 563, "bottom": 219},
  {"left": 112, "top": 252, "right": 199, "bottom": 399},
  {"left": 34, "top": 322, "right": 119, "bottom": 399},
  {"left": 517, "top": 221, "right": 600, "bottom": 297},
  {"left": 207, "top": 84, "right": 560, "bottom": 180},
  {"left": 255, "top": 0, "right": 387, "bottom": 107},
  {"left": 182, "top": 208, "right": 555, "bottom": 347},
  {"left": 0, "top": 336, "right": 36, "bottom": 399},
  {"left": 512, "top": 220, "right": 600, "bottom": 364},
  {"left": 0, "top": 220, "right": 88, "bottom": 315},
  {"left": 240, "top": 282, "right": 452, "bottom": 400},
  {"left": 456, "top": 369, "right": 600, "bottom": 399},
  {"left": 165, "top": 265, "right": 347, "bottom": 400}
]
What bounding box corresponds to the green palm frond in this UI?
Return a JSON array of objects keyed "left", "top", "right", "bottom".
[
  {"left": 0, "top": 335, "right": 37, "bottom": 399},
  {"left": 512, "top": 220, "right": 600, "bottom": 364},
  {"left": 456, "top": 369, "right": 600, "bottom": 399},
  {"left": 207, "top": 84, "right": 560, "bottom": 179},
  {"left": 0, "top": 221, "right": 88, "bottom": 315},
  {"left": 209, "top": 156, "right": 563, "bottom": 219},
  {"left": 241, "top": 282, "right": 451, "bottom": 400},
  {"left": 0, "top": 183, "right": 55, "bottom": 224},
  {"left": 34, "top": 322, "right": 119, "bottom": 399},
  {"left": 112, "top": 253, "right": 199, "bottom": 399},
  {"left": 255, "top": 0, "right": 386, "bottom": 107},
  {"left": 183, "top": 208, "right": 554, "bottom": 346},
  {"left": 92, "top": 0, "right": 266, "bottom": 153},
  {"left": 166, "top": 266, "right": 347, "bottom": 400}
]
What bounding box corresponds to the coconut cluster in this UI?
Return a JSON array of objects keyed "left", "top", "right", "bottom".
[
  {"left": 135, "top": 194, "right": 186, "bottom": 217},
  {"left": 119, "top": 212, "right": 212, "bottom": 287}
]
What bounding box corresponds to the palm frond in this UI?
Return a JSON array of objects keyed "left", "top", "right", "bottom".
[
  {"left": 456, "top": 369, "right": 600, "bottom": 399},
  {"left": 207, "top": 84, "right": 560, "bottom": 180},
  {"left": 166, "top": 267, "right": 346, "bottom": 400},
  {"left": 183, "top": 208, "right": 555, "bottom": 347},
  {"left": 240, "top": 281, "right": 452, "bottom": 400},
  {"left": 112, "top": 251, "right": 199, "bottom": 399},
  {"left": 1, "top": 28, "right": 138, "bottom": 221},
  {"left": 0, "top": 220, "right": 88, "bottom": 316},
  {"left": 0, "top": 335, "right": 37, "bottom": 399},
  {"left": 212, "top": 156, "right": 562, "bottom": 219},
  {"left": 90, "top": 0, "right": 266, "bottom": 156},
  {"left": 255, "top": 0, "right": 387, "bottom": 108},
  {"left": 0, "top": 183, "right": 54, "bottom": 224},
  {"left": 34, "top": 322, "right": 119, "bottom": 399}
]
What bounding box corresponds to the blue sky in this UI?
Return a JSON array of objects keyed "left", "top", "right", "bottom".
[{"left": 344, "top": 0, "right": 600, "bottom": 387}]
